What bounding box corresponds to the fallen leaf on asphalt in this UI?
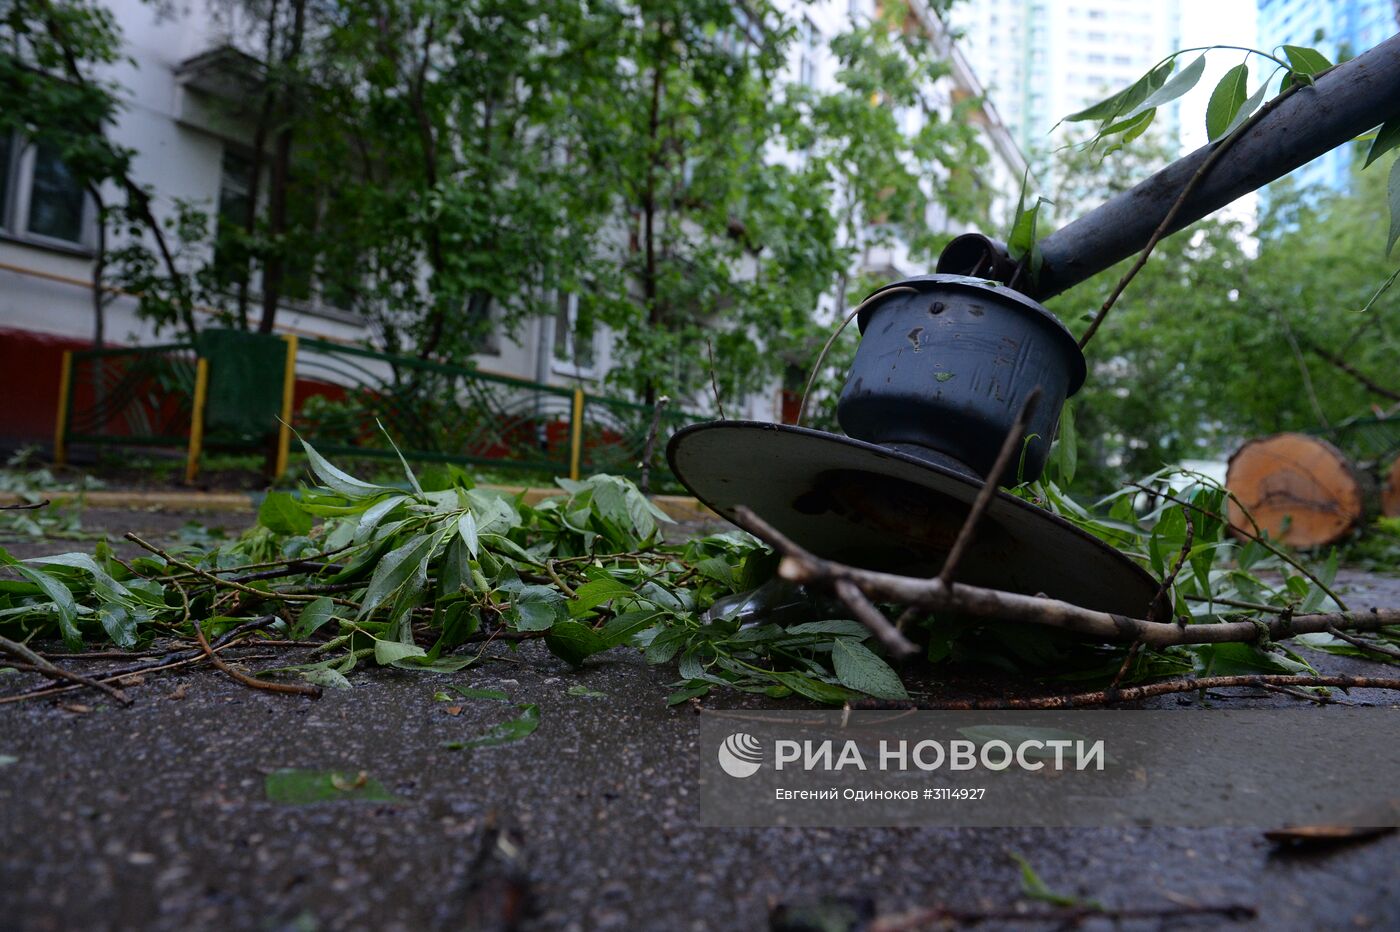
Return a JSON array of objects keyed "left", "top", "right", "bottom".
[
  {"left": 265, "top": 769, "right": 399, "bottom": 804},
  {"left": 166, "top": 683, "right": 189, "bottom": 701},
  {"left": 1265, "top": 825, "right": 1397, "bottom": 847},
  {"left": 60, "top": 703, "right": 93, "bottom": 714}
]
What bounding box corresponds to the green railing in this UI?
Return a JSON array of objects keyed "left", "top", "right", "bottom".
[
  {"left": 293, "top": 338, "right": 707, "bottom": 486},
  {"left": 54, "top": 332, "right": 708, "bottom": 487},
  {"left": 56, "top": 345, "right": 199, "bottom": 457}
]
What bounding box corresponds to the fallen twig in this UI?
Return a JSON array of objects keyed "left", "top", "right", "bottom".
[
  {"left": 0, "top": 633, "right": 130, "bottom": 705},
  {"left": 126, "top": 533, "right": 359, "bottom": 607},
  {"left": 833, "top": 579, "right": 919, "bottom": 659},
  {"left": 1326, "top": 625, "right": 1400, "bottom": 661},
  {"left": 171, "top": 575, "right": 320, "bottom": 698},
  {"left": 193, "top": 619, "right": 322, "bottom": 699},
  {"left": 0, "top": 617, "right": 279, "bottom": 705},
  {"left": 0, "top": 499, "right": 51, "bottom": 511},
  {"left": 852, "top": 674, "right": 1400, "bottom": 710}
]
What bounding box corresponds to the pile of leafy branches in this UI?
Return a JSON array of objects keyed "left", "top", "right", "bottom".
[{"left": 0, "top": 441, "right": 1392, "bottom": 706}]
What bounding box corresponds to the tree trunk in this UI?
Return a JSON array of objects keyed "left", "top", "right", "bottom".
[
  {"left": 239, "top": 0, "right": 282, "bottom": 331},
  {"left": 641, "top": 59, "right": 663, "bottom": 408},
  {"left": 1226, "top": 433, "right": 1372, "bottom": 548},
  {"left": 258, "top": 0, "right": 307, "bottom": 335}
]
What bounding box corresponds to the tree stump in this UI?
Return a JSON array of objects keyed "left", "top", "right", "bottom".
[
  {"left": 1226, "top": 433, "right": 1367, "bottom": 548},
  {"left": 1383, "top": 457, "right": 1400, "bottom": 518}
]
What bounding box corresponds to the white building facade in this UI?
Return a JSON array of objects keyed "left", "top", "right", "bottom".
[
  {"left": 1, "top": 0, "right": 1030, "bottom": 444},
  {"left": 949, "top": 0, "right": 1184, "bottom": 162}
]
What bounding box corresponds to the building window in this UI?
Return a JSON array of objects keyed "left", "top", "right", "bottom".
[
  {"left": 213, "top": 150, "right": 253, "bottom": 287},
  {"left": 27, "top": 141, "right": 86, "bottom": 243},
  {"left": 554, "top": 291, "right": 598, "bottom": 375},
  {"left": 0, "top": 133, "right": 92, "bottom": 249}
]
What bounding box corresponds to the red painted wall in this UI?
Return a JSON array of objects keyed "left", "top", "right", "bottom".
[{"left": 0, "top": 327, "right": 82, "bottom": 446}]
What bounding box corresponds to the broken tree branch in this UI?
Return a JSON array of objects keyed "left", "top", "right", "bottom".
[
  {"left": 853, "top": 673, "right": 1400, "bottom": 710},
  {"left": 1148, "top": 506, "right": 1193, "bottom": 623},
  {"left": 738, "top": 504, "right": 1399, "bottom": 648},
  {"left": 833, "top": 580, "right": 919, "bottom": 659},
  {"left": 171, "top": 577, "right": 321, "bottom": 699},
  {"left": 0, "top": 634, "right": 131, "bottom": 705},
  {"left": 0, "top": 499, "right": 50, "bottom": 511},
  {"left": 939, "top": 388, "right": 1041, "bottom": 588},
  {"left": 1325, "top": 625, "right": 1400, "bottom": 661}
]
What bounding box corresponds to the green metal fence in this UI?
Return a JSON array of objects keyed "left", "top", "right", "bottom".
[
  {"left": 56, "top": 344, "right": 199, "bottom": 457},
  {"left": 54, "top": 331, "right": 707, "bottom": 487},
  {"left": 292, "top": 337, "right": 707, "bottom": 485}
]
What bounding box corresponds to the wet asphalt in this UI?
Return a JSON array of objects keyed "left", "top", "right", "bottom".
[{"left": 2, "top": 509, "right": 1399, "bottom": 931}]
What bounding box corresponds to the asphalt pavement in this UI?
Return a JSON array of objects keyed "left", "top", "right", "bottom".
[{"left": 2, "top": 509, "right": 1399, "bottom": 931}]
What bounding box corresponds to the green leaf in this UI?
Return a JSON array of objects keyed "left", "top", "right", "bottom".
[
  {"left": 1063, "top": 60, "right": 1172, "bottom": 124},
  {"left": 644, "top": 627, "right": 688, "bottom": 664},
  {"left": 1050, "top": 403, "right": 1077, "bottom": 488},
  {"left": 783, "top": 620, "right": 871, "bottom": 638},
  {"left": 258, "top": 491, "right": 312, "bottom": 536},
  {"left": 545, "top": 619, "right": 606, "bottom": 666},
  {"left": 354, "top": 495, "right": 408, "bottom": 543},
  {"left": 96, "top": 605, "right": 137, "bottom": 649},
  {"left": 1126, "top": 54, "right": 1206, "bottom": 118},
  {"left": 1388, "top": 157, "right": 1400, "bottom": 257},
  {"left": 299, "top": 438, "right": 390, "bottom": 500},
  {"left": 373, "top": 639, "right": 427, "bottom": 665},
  {"left": 26, "top": 552, "right": 131, "bottom": 601},
  {"left": 265, "top": 769, "right": 398, "bottom": 804},
  {"left": 695, "top": 557, "right": 737, "bottom": 590},
  {"left": 376, "top": 418, "right": 424, "bottom": 497},
  {"left": 567, "top": 684, "right": 607, "bottom": 698},
  {"left": 299, "top": 666, "right": 352, "bottom": 689},
  {"left": 1191, "top": 641, "right": 1312, "bottom": 676},
  {"left": 1364, "top": 117, "right": 1400, "bottom": 169},
  {"left": 1282, "top": 45, "right": 1332, "bottom": 82},
  {"left": 832, "top": 639, "right": 909, "bottom": 700},
  {"left": 457, "top": 511, "right": 480, "bottom": 557},
  {"left": 570, "top": 577, "right": 636, "bottom": 615},
  {"left": 1098, "top": 108, "right": 1155, "bottom": 157},
  {"left": 506, "top": 585, "right": 567, "bottom": 632},
  {"left": 768, "top": 671, "right": 856, "bottom": 705},
  {"left": 1008, "top": 195, "right": 1044, "bottom": 260},
  {"left": 443, "top": 704, "right": 540, "bottom": 750},
  {"left": 667, "top": 683, "right": 710, "bottom": 705},
  {"left": 1205, "top": 64, "right": 1249, "bottom": 141},
  {"left": 358, "top": 532, "right": 436, "bottom": 619},
  {"left": 1219, "top": 79, "right": 1270, "bottom": 139},
  {"left": 2, "top": 555, "right": 80, "bottom": 648},
  {"left": 291, "top": 597, "right": 336, "bottom": 640},
  {"left": 1011, "top": 853, "right": 1100, "bottom": 909}
]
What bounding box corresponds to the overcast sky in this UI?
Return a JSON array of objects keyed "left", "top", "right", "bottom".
[
  {"left": 1177, "top": 0, "right": 1260, "bottom": 226},
  {"left": 1178, "top": 0, "right": 1260, "bottom": 152}
]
